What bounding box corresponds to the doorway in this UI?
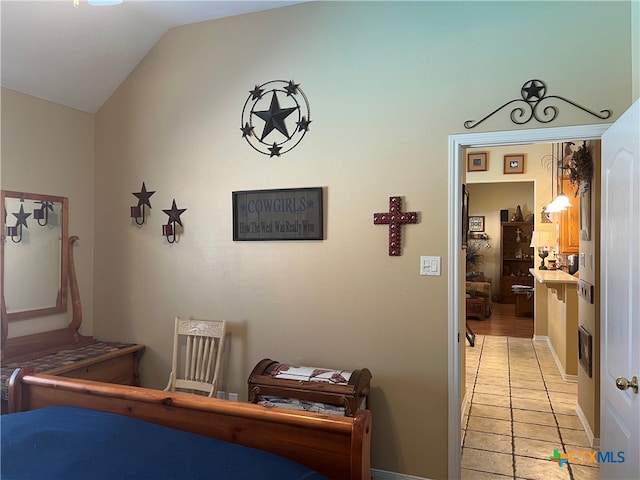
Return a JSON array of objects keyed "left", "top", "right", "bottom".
[
  {"left": 447, "top": 124, "right": 610, "bottom": 479},
  {"left": 465, "top": 180, "right": 535, "bottom": 338}
]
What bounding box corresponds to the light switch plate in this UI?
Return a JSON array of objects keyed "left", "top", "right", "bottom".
[
  {"left": 420, "top": 256, "right": 441, "bottom": 276},
  {"left": 578, "top": 279, "right": 594, "bottom": 304}
]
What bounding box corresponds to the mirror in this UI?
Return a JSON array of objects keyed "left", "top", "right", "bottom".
[{"left": 1, "top": 190, "right": 69, "bottom": 321}]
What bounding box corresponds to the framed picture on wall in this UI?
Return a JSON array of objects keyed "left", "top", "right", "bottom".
[
  {"left": 578, "top": 325, "right": 593, "bottom": 377},
  {"left": 504, "top": 154, "right": 525, "bottom": 174},
  {"left": 467, "top": 152, "right": 488, "bottom": 172},
  {"left": 469, "top": 215, "right": 485, "bottom": 232},
  {"left": 232, "top": 187, "right": 324, "bottom": 241}
]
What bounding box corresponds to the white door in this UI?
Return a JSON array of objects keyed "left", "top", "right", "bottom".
[{"left": 601, "top": 99, "right": 640, "bottom": 479}]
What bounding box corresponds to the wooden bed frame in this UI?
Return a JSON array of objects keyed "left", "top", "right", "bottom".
[{"left": 7, "top": 367, "right": 372, "bottom": 480}]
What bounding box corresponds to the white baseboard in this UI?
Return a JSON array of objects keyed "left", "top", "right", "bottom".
[
  {"left": 372, "top": 469, "right": 430, "bottom": 480},
  {"left": 543, "top": 336, "right": 578, "bottom": 383},
  {"left": 575, "top": 402, "right": 600, "bottom": 448},
  {"left": 533, "top": 334, "right": 549, "bottom": 343}
]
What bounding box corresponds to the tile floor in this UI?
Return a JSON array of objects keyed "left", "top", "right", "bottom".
[{"left": 462, "top": 335, "right": 599, "bottom": 480}]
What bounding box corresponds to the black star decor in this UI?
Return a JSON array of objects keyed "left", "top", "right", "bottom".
[
  {"left": 162, "top": 199, "right": 187, "bottom": 227},
  {"left": 284, "top": 80, "right": 299, "bottom": 96},
  {"left": 521, "top": 79, "right": 545, "bottom": 101},
  {"left": 13, "top": 204, "right": 31, "bottom": 229},
  {"left": 268, "top": 142, "right": 282, "bottom": 157},
  {"left": 133, "top": 182, "right": 156, "bottom": 209},
  {"left": 240, "top": 122, "right": 254, "bottom": 138},
  {"left": 240, "top": 79, "right": 311, "bottom": 157},
  {"left": 253, "top": 92, "right": 297, "bottom": 141},
  {"left": 296, "top": 116, "right": 311, "bottom": 133},
  {"left": 249, "top": 85, "right": 264, "bottom": 101}
]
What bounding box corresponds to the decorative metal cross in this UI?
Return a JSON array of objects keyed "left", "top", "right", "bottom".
[{"left": 373, "top": 196, "right": 418, "bottom": 256}]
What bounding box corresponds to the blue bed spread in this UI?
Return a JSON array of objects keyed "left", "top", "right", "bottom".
[{"left": 1, "top": 406, "right": 328, "bottom": 480}]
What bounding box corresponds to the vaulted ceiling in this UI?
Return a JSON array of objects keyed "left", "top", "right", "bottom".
[{"left": 1, "top": 1, "right": 307, "bottom": 113}]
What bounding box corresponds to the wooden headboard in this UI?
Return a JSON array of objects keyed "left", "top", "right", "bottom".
[{"left": 8, "top": 367, "right": 372, "bottom": 479}]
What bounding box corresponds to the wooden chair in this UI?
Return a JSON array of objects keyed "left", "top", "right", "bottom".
[{"left": 164, "top": 317, "right": 226, "bottom": 397}]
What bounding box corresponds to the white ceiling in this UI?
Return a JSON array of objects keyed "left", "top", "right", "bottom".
[{"left": 1, "top": 0, "right": 308, "bottom": 113}]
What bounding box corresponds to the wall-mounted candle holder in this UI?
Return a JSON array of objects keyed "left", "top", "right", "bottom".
[
  {"left": 130, "top": 182, "right": 155, "bottom": 226},
  {"left": 8, "top": 204, "right": 32, "bottom": 243},
  {"left": 34, "top": 201, "right": 54, "bottom": 226},
  {"left": 162, "top": 199, "right": 187, "bottom": 244}
]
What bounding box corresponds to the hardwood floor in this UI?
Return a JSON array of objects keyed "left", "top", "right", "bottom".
[{"left": 466, "top": 302, "right": 533, "bottom": 339}]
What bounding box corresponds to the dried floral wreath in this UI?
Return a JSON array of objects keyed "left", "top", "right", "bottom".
[{"left": 568, "top": 141, "right": 593, "bottom": 196}]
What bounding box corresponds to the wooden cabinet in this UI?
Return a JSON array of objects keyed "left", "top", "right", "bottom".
[
  {"left": 500, "top": 222, "right": 534, "bottom": 304},
  {"left": 53, "top": 345, "right": 144, "bottom": 386},
  {"left": 559, "top": 176, "right": 580, "bottom": 254}
]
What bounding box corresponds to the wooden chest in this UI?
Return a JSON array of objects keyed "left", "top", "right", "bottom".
[
  {"left": 1, "top": 342, "right": 144, "bottom": 414},
  {"left": 248, "top": 358, "right": 371, "bottom": 416},
  {"left": 466, "top": 298, "right": 486, "bottom": 319}
]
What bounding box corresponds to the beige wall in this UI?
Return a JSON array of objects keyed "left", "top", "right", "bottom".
[
  {"left": 1, "top": 88, "right": 95, "bottom": 338},
  {"left": 2, "top": 1, "right": 635, "bottom": 478},
  {"left": 577, "top": 141, "right": 601, "bottom": 441}
]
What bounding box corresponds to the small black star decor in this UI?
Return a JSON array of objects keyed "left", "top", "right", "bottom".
[
  {"left": 240, "top": 79, "right": 311, "bottom": 157},
  {"left": 162, "top": 199, "right": 187, "bottom": 244},
  {"left": 464, "top": 79, "right": 612, "bottom": 129},
  {"left": 130, "top": 182, "right": 156, "bottom": 225},
  {"left": 8, "top": 204, "right": 32, "bottom": 243},
  {"left": 13, "top": 204, "right": 31, "bottom": 229}
]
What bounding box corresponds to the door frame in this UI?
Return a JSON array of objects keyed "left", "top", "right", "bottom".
[{"left": 447, "top": 123, "right": 611, "bottom": 478}]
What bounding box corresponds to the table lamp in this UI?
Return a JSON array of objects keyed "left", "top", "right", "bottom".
[{"left": 530, "top": 231, "right": 554, "bottom": 270}]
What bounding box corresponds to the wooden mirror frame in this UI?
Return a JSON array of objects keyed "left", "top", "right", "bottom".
[{"left": 1, "top": 191, "right": 69, "bottom": 321}]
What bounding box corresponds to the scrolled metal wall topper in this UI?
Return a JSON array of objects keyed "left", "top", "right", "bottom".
[{"left": 464, "top": 79, "right": 612, "bottom": 129}]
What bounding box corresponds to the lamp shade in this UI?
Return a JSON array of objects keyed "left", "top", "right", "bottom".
[
  {"left": 545, "top": 194, "right": 572, "bottom": 213},
  {"left": 552, "top": 194, "right": 572, "bottom": 209},
  {"left": 530, "top": 230, "right": 555, "bottom": 248},
  {"left": 545, "top": 199, "right": 564, "bottom": 213}
]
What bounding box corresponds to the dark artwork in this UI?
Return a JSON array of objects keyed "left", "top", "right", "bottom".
[{"left": 233, "top": 188, "right": 323, "bottom": 241}]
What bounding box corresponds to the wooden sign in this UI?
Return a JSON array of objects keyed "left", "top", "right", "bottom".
[{"left": 232, "top": 187, "right": 323, "bottom": 241}]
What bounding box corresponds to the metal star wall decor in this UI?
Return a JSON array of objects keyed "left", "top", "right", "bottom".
[
  {"left": 464, "top": 79, "right": 612, "bottom": 129},
  {"left": 12, "top": 204, "right": 31, "bottom": 229},
  {"left": 162, "top": 199, "right": 187, "bottom": 244},
  {"left": 131, "top": 182, "right": 156, "bottom": 226},
  {"left": 241, "top": 80, "right": 311, "bottom": 157},
  {"left": 162, "top": 199, "right": 187, "bottom": 227},
  {"left": 133, "top": 182, "right": 155, "bottom": 209}
]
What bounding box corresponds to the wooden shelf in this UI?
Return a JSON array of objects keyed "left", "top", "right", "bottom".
[{"left": 500, "top": 221, "right": 534, "bottom": 304}]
